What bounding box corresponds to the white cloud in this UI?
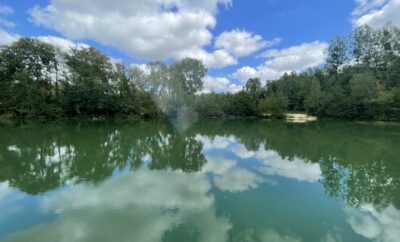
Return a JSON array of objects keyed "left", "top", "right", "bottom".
[
  {"left": 195, "top": 135, "right": 235, "bottom": 150},
  {"left": 345, "top": 204, "right": 400, "bottom": 242},
  {"left": 214, "top": 166, "right": 264, "bottom": 192},
  {"left": 36, "top": 36, "right": 88, "bottom": 52},
  {"left": 0, "top": 27, "right": 88, "bottom": 53},
  {"left": 0, "top": 5, "right": 14, "bottom": 15},
  {"left": 232, "top": 144, "right": 255, "bottom": 159},
  {"left": 177, "top": 48, "right": 237, "bottom": 69},
  {"left": 255, "top": 148, "right": 322, "bottom": 183},
  {"left": 352, "top": 0, "right": 387, "bottom": 16},
  {"left": 4, "top": 168, "right": 232, "bottom": 242},
  {"left": 0, "top": 18, "right": 15, "bottom": 28},
  {"left": 232, "top": 66, "right": 259, "bottom": 82},
  {"left": 29, "top": 0, "right": 235, "bottom": 69},
  {"left": 203, "top": 156, "right": 264, "bottom": 192},
  {"left": 41, "top": 169, "right": 213, "bottom": 211},
  {"left": 233, "top": 41, "right": 328, "bottom": 82},
  {"left": 227, "top": 83, "right": 243, "bottom": 93},
  {"left": 202, "top": 156, "right": 236, "bottom": 175},
  {"left": 353, "top": 0, "right": 400, "bottom": 27},
  {"left": 259, "top": 41, "right": 328, "bottom": 71},
  {"left": 215, "top": 29, "right": 279, "bottom": 57},
  {"left": 0, "top": 28, "right": 19, "bottom": 46},
  {"left": 202, "top": 75, "right": 231, "bottom": 93},
  {"left": 0, "top": 5, "right": 15, "bottom": 29}
]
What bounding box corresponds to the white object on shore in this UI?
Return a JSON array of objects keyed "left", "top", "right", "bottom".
[{"left": 285, "top": 113, "right": 317, "bottom": 123}]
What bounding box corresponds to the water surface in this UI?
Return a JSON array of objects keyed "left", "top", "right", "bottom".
[{"left": 0, "top": 120, "right": 399, "bottom": 242}]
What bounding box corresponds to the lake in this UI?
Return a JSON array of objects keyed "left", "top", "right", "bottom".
[{"left": 0, "top": 120, "right": 399, "bottom": 242}]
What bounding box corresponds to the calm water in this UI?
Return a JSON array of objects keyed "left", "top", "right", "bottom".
[{"left": 0, "top": 120, "right": 399, "bottom": 242}]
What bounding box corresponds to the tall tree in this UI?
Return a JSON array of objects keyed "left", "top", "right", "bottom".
[
  {"left": 63, "top": 47, "right": 115, "bottom": 116},
  {"left": 326, "top": 36, "right": 348, "bottom": 75},
  {"left": 245, "top": 78, "right": 262, "bottom": 94},
  {"left": 0, "top": 38, "right": 58, "bottom": 117},
  {"left": 169, "top": 58, "right": 206, "bottom": 96}
]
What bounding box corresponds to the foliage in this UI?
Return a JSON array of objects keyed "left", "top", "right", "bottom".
[
  {"left": 1, "top": 23, "right": 400, "bottom": 121},
  {"left": 259, "top": 23, "right": 400, "bottom": 121},
  {"left": 258, "top": 93, "right": 288, "bottom": 118}
]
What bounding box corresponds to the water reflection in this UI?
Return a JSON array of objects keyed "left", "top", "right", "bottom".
[
  {"left": 0, "top": 120, "right": 399, "bottom": 241},
  {"left": 4, "top": 168, "right": 232, "bottom": 242}
]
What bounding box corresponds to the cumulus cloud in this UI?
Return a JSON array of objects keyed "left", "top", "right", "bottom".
[
  {"left": 233, "top": 65, "right": 282, "bottom": 83},
  {"left": 203, "top": 156, "right": 265, "bottom": 192},
  {"left": 0, "top": 28, "right": 19, "bottom": 46},
  {"left": 215, "top": 29, "right": 280, "bottom": 57},
  {"left": 353, "top": 0, "right": 400, "bottom": 27},
  {"left": 29, "top": 0, "right": 238, "bottom": 69},
  {"left": 36, "top": 36, "right": 88, "bottom": 52},
  {"left": 259, "top": 41, "right": 328, "bottom": 71},
  {"left": 4, "top": 168, "right": 232, "bottom": 242},
  {"left": 232, "top": 144, "right": 256, "bottom": 159},
  {"left": 352, "top": 0, "right": 387, "bottom": 16},
  {"left": 232, "top": 66, "right": 259, "bottom": 82},
  {"left": 178, "top": 48, "right": 237, "bottom": 69},
  {"left": 202, "top": 75, "right": 231, "bottom": 93},
  {"left": 227, "top": 83, "right": 243, "bottom": 93},
  {"left": 255, "top": 148, "right": 322, "bottom": 183},
  {"left": 195, "top": 135, "right": 235, "bottom": 150},
  {"left": 233, "top": 41, "right": 328, "bottom": 82},
  {"left": 345, "top": 204, "right": 400, "bottom": 242},
  {"left": 0, "top": 27, "right": 88, "bottom": 53}
]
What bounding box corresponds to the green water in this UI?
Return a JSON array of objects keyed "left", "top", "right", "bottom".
[{"left": 0, "top": 120, "right": 399, "bottom": 242}]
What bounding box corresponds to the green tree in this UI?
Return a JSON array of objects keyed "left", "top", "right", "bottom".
[
  {"left": 258, "top": 93, "right": 288, "bottom": 118},
  {"left": 304, "top": 78, "right": 322, "bottom": 115},
  {"left": 146, "top": 61, "right": 169, "bottom": 96},
  {"left": 63, "top": 47, "right": 115, "bottom": 116},
  {"left": 245, "top": 78, "right": 262, "bottom": 94},
  {"left": 223, "top": 91, "right": 257, "bottom": 117},
  {"left": 350, "top": 73, "right": 378, "bottom": 103},
  {"left": 0, "top": 38, "right": 58, "bottom": 118},
  {"left": 326, "top": 36, "right": 348, "bottom": 75},
  {"left": 169, "top": 58, "right": 206, "bottom": 96}
]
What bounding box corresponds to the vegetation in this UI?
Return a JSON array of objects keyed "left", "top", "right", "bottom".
[
  {"left": 1, "top": 23, "right": 399, "bottom": 120},
  {"left": 260, "top": 23, "right": 400, "bottom": 120}
]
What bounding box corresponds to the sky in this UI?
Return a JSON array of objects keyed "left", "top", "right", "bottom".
[{"left": 0, "top": 0, "right": 399, "bottom": 93}]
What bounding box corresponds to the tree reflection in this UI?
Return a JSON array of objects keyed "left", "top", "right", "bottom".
[
  {"left": 189, "top": 120, "right": 400, "bottom": 210},
  {"left": 0, "top": 120, "right": 399, "bottom": 211},
  {"left": 0, "top": 121, "right": 206, "bottom": 194}
]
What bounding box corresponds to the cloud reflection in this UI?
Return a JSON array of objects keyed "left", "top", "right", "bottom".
[
  {"left": 345, "top": 204, "right": 400, "bottom": 242},
  {"left": 202, "top": 156, "right": 264, "bottom": 192},
  {"left": 4, "top": 168, "right": 232, "bottom": 242}
]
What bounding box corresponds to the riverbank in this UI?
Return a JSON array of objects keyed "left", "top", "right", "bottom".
[{"left": 285, "top": 113, "right": 317, "bottom": 123}]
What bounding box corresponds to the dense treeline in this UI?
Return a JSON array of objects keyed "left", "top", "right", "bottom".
[
  {"left": 0, "top": 39, "right": 158, "bottom": 119},
  {"left": 1, "top": 23, "right": 400, "bottom": 120},
  {"left": 195, "top": 23, "right": 400, "bottom": 120},
  {"left": 0, "top": 38, "right": 208, "bottom": 119},
  {"left": 261, "top": 23, "right": 400, "bottom": 120}
]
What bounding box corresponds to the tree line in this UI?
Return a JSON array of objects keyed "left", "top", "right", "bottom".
[
  {"left": 1, "top": 23, "right": 399, "bottom": 120},
  {"left": 195, "top": 23, "right": 400, "bottom": 120}
]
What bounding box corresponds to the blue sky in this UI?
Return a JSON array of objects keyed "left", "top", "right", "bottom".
[{"left": 1, "top": 0, "right": 399, "bottom": 93}]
